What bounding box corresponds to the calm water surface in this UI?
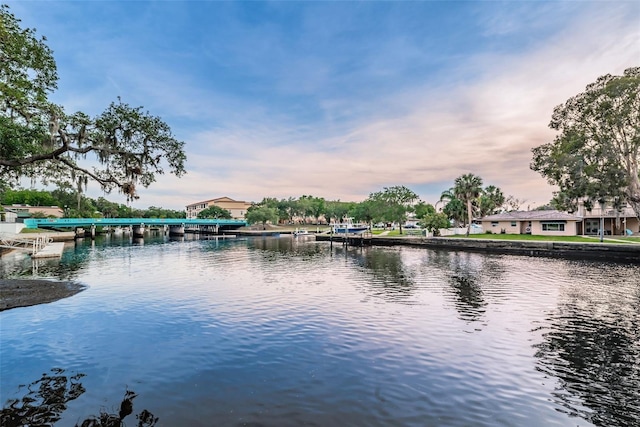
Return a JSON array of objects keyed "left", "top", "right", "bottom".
[{"left": 1, "top": 235, "right": 639, "bottom": 426}]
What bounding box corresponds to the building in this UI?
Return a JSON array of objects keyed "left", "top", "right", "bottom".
[
  {"left": 479, "top": 210, "right": 581, "bottom": 236},
  {"left": 1, "top": 205, "right": 64, "bottom": 220},
  {"left": 576, "top": 202, "right": 639, "bottom": 236},
  {"left": 185, "top": 197, "right": 252, "bottom": 220},
  {"left": 480, "top": 204, "right": 640, "bottom": 237}
]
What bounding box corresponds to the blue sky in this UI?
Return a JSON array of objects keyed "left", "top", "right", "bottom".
[{"left": 8, "top": 1, "right": 640, "bottom": 210}]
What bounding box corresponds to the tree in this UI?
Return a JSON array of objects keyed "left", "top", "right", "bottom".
[
  {"left": 142, "top": 205, "right": 185, "bottom": 219},
  {"left": 245, "top": 205, "right": 278, "bottom": 228},
  {"left": 421, "top": 212, "right": 450, "bottom": 236},
  {"left": 296, "top": 195, "right": 313, "bottom": 223},
  {"left": 504, "top": 195, "right": 526, "bottom": 212},
  {"left": 281, "top": 197, "right": 300, "bottom": 223},
  {"left": 197, "top": 206, "right": 232, "bottom": 219},
  {"left": 531, "top": 67, "right": 640, "bottom": 220},
  {"left": 368, "top": 185, "right": 419, "bottom": 234},
  {"left": 437, "top": 187, "right": 456, "bottom": 211},
  {"left": 324, "top": 200, "right": 352, "bottom": 224},
  {"left": 414, "top": 202, "right": 448, "bottom": 236},
  {"left": 534, "top": 203, "right": 554, "bottom": 211},
  {"left": 0, "top": 5, "right": 186, "bottom": 201},
  {"left": 351, "top": 199, "right": 384, "bottom": 227},
  {"left": 50, "top": 186, "right": 97, "bottom": 217},
  {"left": 0, "top": 188, "right": 57, "bottom": 206},
  {"left": 94, "top": 196, "right": 123, "bottom": 218},
  {"left": 274, "top": 198, "right": 293, "bottom": 223},
  {"left": 414, "top": 201, "right": 436, "bottom": 219},
  {"left": 438, "top": 188, "right": 463, "bottom": 226},
  {"left": 453, "top": 173, "right": 483, "bottom": 236},
  {"left": 308, "top": 196, "right": 326, "bottom": 224},
  {"left": 478, "top": 185, "right": 505, "bottom": 217}
]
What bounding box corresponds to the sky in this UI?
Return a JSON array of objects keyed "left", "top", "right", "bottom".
[{"left": 7, "top": 1, "right": 640, "bottom": 211}]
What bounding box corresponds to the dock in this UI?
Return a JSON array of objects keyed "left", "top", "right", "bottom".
[
  {"left": 315, "top": 233, "right": 372, "bottom": 246},
  {"left": 32, "top": 242, "right": 66, "bottom": 258},
  {"left": 1, "top": 233, "right": 68, "bottom": 258}
]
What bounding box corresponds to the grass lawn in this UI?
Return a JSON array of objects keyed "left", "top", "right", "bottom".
[
  {"left": 371, "top": 229, "right": 388, "bottom": 235},
  {"left": 371, "top": 229, "right": 422, "bottom": 236},
  {"left": 19, "top": 228, "right": 55, "bottom": 234},
  {"left": 443, "top": 233, "right": 640, "bottom": 244}
]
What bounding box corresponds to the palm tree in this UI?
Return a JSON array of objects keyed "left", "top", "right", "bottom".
[
  {"left": 437, "top": 187, "right": 456, "bottom": 212},
  {"left": 438, "top": 187, "right": 465, "bottom": 228},
  {"left": 454, "top": 173, "right": 483, "bottom": 236}
]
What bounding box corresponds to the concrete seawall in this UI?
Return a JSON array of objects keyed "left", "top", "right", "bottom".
[{"left": 316, "top": 235, "right": 640, "bottom": 264}]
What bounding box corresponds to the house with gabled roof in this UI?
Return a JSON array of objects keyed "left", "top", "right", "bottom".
[
  {"left": 185, "top": 196, "right": 252, "bottom": 220},
  {"left": 479, "top": 210, "right": 581, "bottom": 236}
]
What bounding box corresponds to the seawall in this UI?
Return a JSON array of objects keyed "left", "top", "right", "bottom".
[{"left": 315, "top": 235, "right": 640, "bottom": 264}]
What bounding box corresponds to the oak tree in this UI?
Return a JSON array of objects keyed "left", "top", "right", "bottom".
[
  {"left": 0, "top": 5, "right": 186, "bottom": 201},
  {"left": 197, "top": 206, "right": 232, "bottom": 219},
  {"left": 368, "top": 185, "right": 419, "bottom": 234}
]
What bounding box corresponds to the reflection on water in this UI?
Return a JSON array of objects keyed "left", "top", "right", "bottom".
[
  {"left": 356, "top": 249, "right": 416, "bottom": 301},
  {"left": 533, "top": 264, "right": 640, "bottom": 427},
  {"left": 423, "top": 251, "right": 508, "bottom": 323},
  {"left": 0, "top": 369, "right": 157, "bottom": 427},
  {"left": 1, "top": 236, "right": 639, "bottom": 426},
  {"left": 448, "top": 272, "right": 486, "bottom": 322}
]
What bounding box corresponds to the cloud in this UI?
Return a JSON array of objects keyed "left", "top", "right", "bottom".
[
  {"left": 187, "top": 2, "right": 634, "bottom": 209},
  {"left": 8, "top": 1, "right": 639, "bottom": 211}
]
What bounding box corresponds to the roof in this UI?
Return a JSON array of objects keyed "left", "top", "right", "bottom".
[
  {"left": 186, "top": 196, "right": 240, "bottom": 206},
  {"left": 480, "top": 210, "right": 581, "bottom": 221}
]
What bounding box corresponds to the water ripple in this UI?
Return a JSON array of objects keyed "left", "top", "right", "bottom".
[{"left": 1, "top": 236, "right": 638, "bottom": 426}]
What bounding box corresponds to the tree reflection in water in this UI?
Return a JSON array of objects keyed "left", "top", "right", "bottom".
[
  {"left": 428, "top": 251, "right": 493, "bottom": 323},
  {"left": 1, "top": 369, "right": 158, "bottom": 427},
  {"left": 448, "top": 272, "right": 486, "bottom": 322},
  {"left": 533, "top": 275, "right": 640, "bottom": 427},
  {"left": 357, "top": 249, "right": 416, "bottom": 302}
]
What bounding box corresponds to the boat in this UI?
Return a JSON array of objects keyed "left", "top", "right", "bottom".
[
  {"left": 293, "top": 228, "right": 312, "bottom": 237},
  {"left": 332, "top": 223, "right": 369, "bottom": 234}
]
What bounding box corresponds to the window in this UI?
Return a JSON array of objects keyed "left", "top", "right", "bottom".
[
  {"left": 510, "top": 221, "right": 517, "bottom": 227},
  {"left": 541, "top": 222, "right": 565, "bottom": 231},
  {"left": 585, "top": 220, "right": 599, "bottom": 235},
  {"left": 491, "top": 221, "right": 498, "bottom": 227}
]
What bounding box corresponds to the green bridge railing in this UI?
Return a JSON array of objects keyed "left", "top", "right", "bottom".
[{"left": 23, "top": 218, "right": 247, "bottom": 229}]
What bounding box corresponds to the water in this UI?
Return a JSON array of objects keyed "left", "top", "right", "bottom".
[{"left": 1, "top": 235, "right": 639, "bottom": 426}]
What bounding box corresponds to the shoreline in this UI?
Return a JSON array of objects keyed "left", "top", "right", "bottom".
[
  {"left": 316, "top": 234, "right": 640, "bottom": 263},
  {"left": 0, "top": 279, "right": 86, "bottom": 312},
  {"left": 2, "top": 232, "right": 638, "bottom": 312}
]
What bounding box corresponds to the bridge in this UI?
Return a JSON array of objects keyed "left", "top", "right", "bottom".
[{"left": 23, "top": 217, "right": 248, "bottom": 229}]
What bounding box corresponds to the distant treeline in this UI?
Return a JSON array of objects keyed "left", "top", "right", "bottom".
[{"left": 0, "top": 188, "right": 185, "bottom": 219}]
